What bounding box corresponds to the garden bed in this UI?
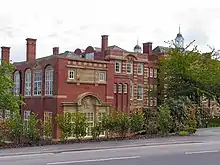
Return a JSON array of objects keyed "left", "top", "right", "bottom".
[{"left": 0, "top": 132, "right": 195, "bottom": 149}]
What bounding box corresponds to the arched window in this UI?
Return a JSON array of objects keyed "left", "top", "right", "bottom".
[
  {"left": 45, "top": 66, "right": 53, "bottom": 96},
  {"left": 113, "top": 84, "right": 117, "bottom": 93},
  {"left": 118, "top": 84, "right": 122, "bottom": 93},
  {"left": 123, "top": 84, "right": 128, "bottom": 93},
  {"left": 25, "top": 69, "right": 31, "bottom": 96},
  {"left": 13, "top": 71, "right": 20, "bottom": 96}
]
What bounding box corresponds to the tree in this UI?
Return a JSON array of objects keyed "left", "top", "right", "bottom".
[
  {"left": 159, "top": 47, "right": 220, "bottom": 105},
  {"left": 0, "top": 61, "right": 22, "bottom": 113}
]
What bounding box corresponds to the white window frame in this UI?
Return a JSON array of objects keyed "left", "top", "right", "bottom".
[
  {"left": 154, "top": 69, "right": 157, "bottom": 78},
  {"left": 45, "top": 66, "right": 54, "bottom": 96},
  {"left": 33, "top": 70, "right": 42, "bottom": 96},
  {"left": 126, "top": 62, "right": 133, "bottom": 74},
  {"left": 150, "top": 68, "right": 153, "bottom": 77},
  {"left": 115, "top": 61, "right": 121, "bottom": 73},
  {"left": 137, "top": 85, "right": 143, "bottom": 100},
  {"left": 130, "top": 84, "right": 133, "bottom": 100},
  {"left": 25, "top": 69, "right": 31, "bottom": 96},
  {"left": 146, "top": 68, "right": 149, "bottom": 78},
  {"left": 137, "top": 63, "right": 143, "bottom": 75},
  {"left": 118, "top": 84, "right": 122, "bottom": 93},
  {"left": 99, "top": 72, "right": 105, "bottom": 82},
  {"left": 114, "top": 84, "right": 117, "bottom": 93},
  {"left": 13, "top": 71, "right": 20, "bottom": 96},
  {"left": 123, "top": 84, "right": 128, "bottom": 93},
  {"left": 150, "top": 97, "right": 154, "bottom": 106},
  {"left": 68, "top": 70, "right": 75, "bottom": 79}
]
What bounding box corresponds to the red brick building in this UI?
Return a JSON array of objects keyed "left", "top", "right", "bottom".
[{"left": 1, "top": 35, "right": 163, "bottom": 138}]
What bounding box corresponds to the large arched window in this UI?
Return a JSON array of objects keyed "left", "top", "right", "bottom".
[
  {"left": 13, "top": 71, "right": 20, "bottom": 96},
  {"left": 45, "top": 66, "right": 53, "bottom": 96},
  {"left": 25, "top": 69, "right": 31, "bottom": 96}
]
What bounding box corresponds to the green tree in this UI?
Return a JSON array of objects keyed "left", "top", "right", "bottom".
[
  {"left": 101, "top": 112, "right": 115, "bottom": 138},
  {"left": 130, "top": 112, "right": 145, "bottom": 133},
  {"left": 159, "top": 48, "right": 220, "bottom": 105},
  {"left": 114, "top": 112, "right": 130, "bottom": 137},
  {"left": 0, "top": 61, "right": 22, "bottom": 113}
]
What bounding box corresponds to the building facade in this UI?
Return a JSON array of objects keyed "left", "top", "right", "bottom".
[{"left": 1, "top": 35, "right": 165, "bottom": 139}]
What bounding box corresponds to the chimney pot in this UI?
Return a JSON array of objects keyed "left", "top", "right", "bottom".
[
  {"left": 143, "top": 42, "right": 152, "bottom": 55},
  {"left": 26, "top": 38, "right": 37, "bottom": 61},
  {"left": 53, "top": 47, "right": 59, "bottom": 55},
  {"left": 1, "top": 46, "right": 10, "bottom": 63}
]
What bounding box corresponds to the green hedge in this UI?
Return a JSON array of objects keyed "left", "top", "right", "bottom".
[{"left": 201, "top": 118, "right": 220, "bottom": 128}]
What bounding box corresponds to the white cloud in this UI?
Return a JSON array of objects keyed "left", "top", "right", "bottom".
[{"left": 0, "top": 0, "right": 220, "bottom": 61}]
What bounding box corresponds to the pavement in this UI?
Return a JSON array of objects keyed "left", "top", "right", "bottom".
[{"left": 0, "top": 128, "right": 220, "bottom": 165}]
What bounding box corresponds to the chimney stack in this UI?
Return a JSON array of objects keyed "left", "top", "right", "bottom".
[
  {"left": 143, "top": 42, "right": 152, "bottom": 55},
  {"left": 26, "top": 38, "right": 37, "bottom": 61},
  {"left": 53, "top": 47, "right": 59, "bottom": 55},
  {"left": 1, "top": 46, "right": 10, "bottom": 63},
  {"left": 101, "top": 35, "right": 108, "bottom": 52}
]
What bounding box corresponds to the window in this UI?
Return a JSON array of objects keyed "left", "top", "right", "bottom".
[
  {"left": 137, "top": 63, "right": 143, "bottom": 75},
  {"left": 85, "top": 112, "right": 94, "bottom": 136},
  {"left": 99, "top": 72, "right": 105, "bottom": 81},
  {"left": 154, "top": 97, "right": 157, "bottom": 106},
  {"left": 24, "top": 110, "right": 31, "bottom": 120},
  {"left": 68, "top": 70, "right": 75, "bottom": 79},
  {"left": 4, "top": 110, "right": 11, "bottom": 119},
  {"left": 150, "top": 97, "right": 154, "bottom": 106},
  {"left": 154, "top": 69, "right": 157, "bottom": 78},
  {"left": 115, "top": 61, "right": 121, "bottom": 73},
  {"left": 149, "top": 84, "right": 153, "bottom": 92},
  {"left": 45, "top": 66, "right": 53, "bottom": 96},
  {"left": 150, "top": 68, "right": 153, "bottom": 77},
  {"left": 130, "top": 84, "right": 133, "bottom": 100},
  {"left": 146, "top": 68, "right": 149, "bottom": 78},
  {"left": 85, "top": 53, "right": 94, "bottom": 60},
  {"left": 123, "top": 84, "right": 127, "bottom": 93},
  {"left": 126, "top": 63, "right": 133, "bottom": 74},
  {"left": 118, "top": 84, "right": 122, "bottom": 93},
  {"left": 137, "top": 85, "right": 143, "bottom": 100},
  {"left": 13, "top": 71, "right": 20, "bottom": 96},
  {"left": 114, "top": 84, "right": 117, "bottom": 93},
  {"left": 33, "top": 71, "right": 42, "bottom": 96},
  {"left": 25, "top": 69, "right": 31, "bottom": 96}
]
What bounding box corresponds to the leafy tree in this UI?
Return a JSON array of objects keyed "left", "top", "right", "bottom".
[
  {"left": 0, "top": 61, "right": 22, "bottom": 113},
  {"left": 159, "top": 48, "right": 220, "bottom": 105},
  {"left": 114, "top": 112, "right": 130, "bottom": 137},
  {"left": 40, "top": 119, "right": 53, "bottom": 140},
  {"left": 101, "top": 112, "right": 115, "bottom": 138},
  {"left": 0, "top": 120, "right": 10, "bottom": 142},
  {"left": 91, "top": 121, "right": 102, "bottom": 139},
  {"left": 55, "top": 112, "right": 73, "bottom": 140}
]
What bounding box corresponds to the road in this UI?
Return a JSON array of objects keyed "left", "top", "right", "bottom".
[{"left": 1, "top": 128, "right": 220, "bottom": 165}]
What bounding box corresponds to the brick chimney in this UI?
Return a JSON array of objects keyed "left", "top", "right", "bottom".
[
  {"left": 143, "top": 42, "right": 152, "bottom": 55},
  {"left": 101, "top": 35, "right": 108, "bottom": 52},
  {"left": 53, "top": 47, "right": 59, "bottom": 55},
  {"left": 1, "top": 46, "right": 10, "bottom": 63},
  {"left": 26, "top": 38, "right": 37, "bottom": 61}
]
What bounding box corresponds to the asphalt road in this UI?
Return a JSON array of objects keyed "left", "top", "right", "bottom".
[{"left": 1, "top": 128, "right": 220, "bottom": 165}]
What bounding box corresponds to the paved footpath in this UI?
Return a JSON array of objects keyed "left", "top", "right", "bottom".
[{"left": 0, "top": 128, "right": 220, "bottom": 157}]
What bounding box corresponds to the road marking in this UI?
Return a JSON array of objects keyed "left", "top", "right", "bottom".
[
  {"left": 185, "top": 150, "right": 220, "bottom": 155},
  {"left": 47, "top": 156, "right": 141, "bottom": 165},
  {"left": 0, "top": 153, "right": 53, "bottom": 159}
]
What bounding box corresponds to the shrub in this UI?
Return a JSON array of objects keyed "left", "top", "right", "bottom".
[
  {"left": 130, "top": 112, "right": 145, "bottom": 133},
  {"left": 24, "top": 113, "right": 40, "bottom": 144},
  {"left": 40, "top": 119, "right": 53, "bottom": 140},
  {"left": 0, "top": 120, "right": 10, "bottom": 142},
  {"left": 145, "top": 119, "right": 159, "bottom": 135},
  {"left": 114, "top": 112, "right": 130, "bottom": 137},
  {"left": 55, "top": 112, "right": 73, "bottom": 140},
  {"left": 91, "top": 121, "right": 102, "bottom": 139},
  {"left": 101, "top": 113, "right": 115, "bottom": 138},
  {"left": 178, "top": 130, "right": 189, "bottom": 136},
  {"left": 8, "top": 110, "right": 24, "bottom": 143},
  {"left": 72, "top": 112, "right": 88, "bottom": 139},
  {"left": 157, "top": 106, "right": 172, "bottom": 135}
]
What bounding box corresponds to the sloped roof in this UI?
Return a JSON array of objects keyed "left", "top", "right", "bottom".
[{"left": 153, "top": 46, "right": 169, "bottom": 53}]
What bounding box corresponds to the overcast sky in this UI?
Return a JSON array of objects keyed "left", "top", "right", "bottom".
[{"left": 0, "top": 0, "right": 220, "bottom": 62}]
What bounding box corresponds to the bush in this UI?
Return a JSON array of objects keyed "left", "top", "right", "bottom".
[
  {"left": 101, "top": 113, "right": 115, "bottom": 138},
  {"left": 130, "top": 112, "right": 145, "bottom": 133},
  {"left": 91, "top": 121, "right": 102, "bottom": 139},
  {"left": 187, "top": 127, "right": 197, "bottom": 134},
  {"left": 178, "top": 130, "right": 189, "bottom": 136},
  {"left": 72, "top": 112, "right": 88, "bottom": 139},
  {"left": 0, "top": 120, "right": 10, "bottom": 142},
  {"left": 114, "top": 112, "right": 130, "bottom": 137},
  {"left": 8, "top": 110, "right": 24, "bottom": 143},
  {"left": 55, "top": 112, "right": 73, "bottom": 140},
  {"left": 157, "top": 106, "right": 172, "bottom": 135},
  {"left": 40, "top": 120, "right": 53, "bottom": 140}
]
